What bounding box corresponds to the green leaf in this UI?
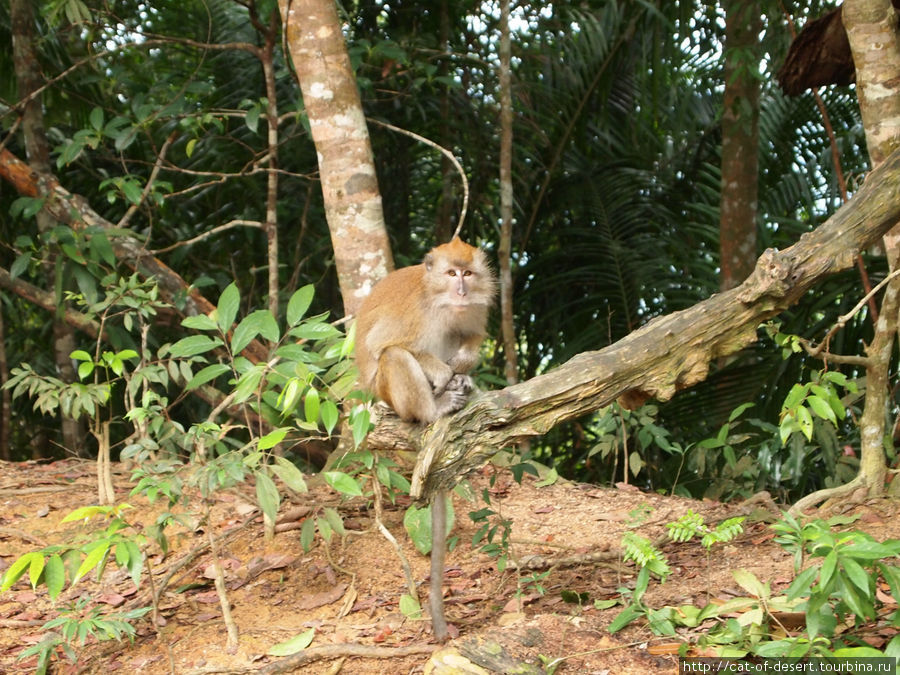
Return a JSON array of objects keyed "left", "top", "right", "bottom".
[
  {"left": 304, "top": 387, "right": 320, "bottom": 426},
  {"left": 732, "top": 569, "right": 766, "bottom": 598},
  {"left": 168, "top": 335, "right": 223, "bottom": 358},
  {"left": 399, "top": 594, "right": 422, "bottom": 618},
  {"left": 322, "top": 507, "right": 345, "bottom": 536},
  {"left": 317, "top": 515, "right": 333, "bottom": 542},
  {"left": 278, "top": 378, "right": 302, "bottom": 415},
  {"left": 254, "top": 470, "right": 281, "bottom": 524},
  {"left": 216, "top": 283, "right": 240, "bottom": 333},
  {"left": 807, "top": 395, "right": 837, "bottom": 426},
  {"left": 1, "top": 552, "right": 43, "bottom": 592},
  {"left": 320, "top": 399, "right": 339, "bottom": 435},
  {"left": 89, "top": 106, "right": 104, "bottom": 131},
  {"left": 28, "top": 554, "right": 45, "bottom": 590},
  {"left": 782, "top": 383, "right": 807, "bottom": 411},
  {"left": 258, "top": 427, "right": 290, "bottom": 451},
  {"left": 89, "top": 231, "right": 116, "bottom": 266},
  {"left": 232, "top": 365, "right": 264, "bottom": 404},
  {"left": 60, "top": 505, "right": 111, "bottom": 523},
  {"left": 268, "top": 627, "right": 315, "bottom": 656},
  {"left": 819, "top": 550, "right": 839, "bottom": 593},
  {"left": 841, "top": 556, "right": 872, "bottom": 596},
  {"left": 271, "top": 456, "right": 308, "bottom": 493},
  {"left": 120, "top": 178, "right": 143, "bottom": 205},
  {"left": 831, "top": 646, "right": 891, "bottom": 658},
  {"left": 403, "top": 498, "right": 453, "bottom": 555},
  {"left": 182, "top": 315, "right": 219, "bottom": 332},
  {"left": 290, "top": 322, "right": 340, "bottom": 341},
  {"left": 123, "top": 539, "right": 143, "bottom": 586},
  {"left": 44, "top": 554, "right": 66, "bottom": 600},
  {"left": 300, "top": 516, "right": 316, "bottom": 552},
  {"left": 185, "top": 363, "right": 231, "bottom": 391},
  {"left": 607, "top": 604, "right": 644, "bottom": 633},
  {"left": 322, "top": 471, "right": 363, "bottom": 497},
  {"left": 350, "top": 408, "right": 372, "bottom": 449},
  {"left": 796, "top": 405, "right": 814, "bottom": 441},
  {"left": 74, "top": 540, "right": 111, "bottom": 584},
  {"left": 404, "top": 504, "right": 432, "bottom": 555},
  {"left": 232, "top": 310, "right": 279, "bottom": 354},
  {"left": 10, "top": 252, "right": 31, "bottom": 279},
  {"left": 245, "top": 104, "right": 260, "bottom": 134},
  {"left": 77, "top": 361, "right": 94, "bottom": 380},
  {"left": 286, "top": 285, "right": 315, "bottom": 326}
]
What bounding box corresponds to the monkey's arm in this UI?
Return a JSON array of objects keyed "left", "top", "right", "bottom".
[
  {"left": 415, "top": 351, "right": 456, "bottom": 393},
  {"left": 447, "top": 333, "right": 485, "bottom": 374}
]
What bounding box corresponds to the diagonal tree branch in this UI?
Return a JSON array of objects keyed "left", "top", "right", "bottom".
[
  {"left": 0, "top": 147, "right": 269, "bottom": 363},
  {"left": 370, "top": 146, "right": 900, "bottom": 500}
]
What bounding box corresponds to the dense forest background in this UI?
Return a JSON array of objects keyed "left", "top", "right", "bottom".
[{"left": 0, "top": 0, "right": 883, "bottom": 502}]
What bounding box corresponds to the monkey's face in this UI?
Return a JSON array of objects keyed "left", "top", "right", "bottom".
[{"left": 424, "top": 244, "right": 493, "bottom": 312}]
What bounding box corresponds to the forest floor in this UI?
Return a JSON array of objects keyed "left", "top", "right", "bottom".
[{"left": 0, "top": 457, "right": 896, "bottom": 674}]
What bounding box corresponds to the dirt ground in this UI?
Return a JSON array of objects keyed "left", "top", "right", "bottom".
[{"left": 0, "top": 458, "right": 895, "bottom": 674}]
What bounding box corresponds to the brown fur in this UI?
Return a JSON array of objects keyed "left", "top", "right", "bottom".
[{"left": 355, "top": 238, "right": 495, "bottom": 423}]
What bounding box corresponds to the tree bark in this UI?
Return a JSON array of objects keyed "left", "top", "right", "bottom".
[
  {"left": 12, "top": 0, "right": 85, "bottom": 455},
  {"left": 498, "top": 0, "right": 518, "bottom": 385},
  {"left": 278, "top": 0, "right": 394, "bottom": 315},
  {"left": 835, "top": 0, "right": 900, "bottom": 501},
  {"left": 368, "top": 147, "right": 900, "bottom": 499},
  {"left": 0, "top": 298, "right": 9, "bottom": 461},
  {"left": 719, "top": 0, "right": 761, "bottom": 291}
]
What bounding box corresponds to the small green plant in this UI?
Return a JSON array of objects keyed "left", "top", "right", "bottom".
[
  {"left": 17, "top": 598, "right": 151, "bottom": 675},
  {"left": 1, "top": 504, "right": 153, "bottom": 674},
  {"left": 778, "top": 370, "right": 857, "bottom": 445},
  {"left": 606, "top": 532, "right": 672, "bottom": 634},
  {"left": 666, "top": 510, "right": 745, "bottom": 549},
  {"left": 469, "top": 467, "right": 546, "bottom": 602}
]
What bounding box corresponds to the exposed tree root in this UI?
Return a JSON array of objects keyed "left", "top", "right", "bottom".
[
  {"left": 183, "top": 643, "right": 437, "bottom": 674},
  {"left": 789, "top": 474, "right": 871, "bottom": 515}
]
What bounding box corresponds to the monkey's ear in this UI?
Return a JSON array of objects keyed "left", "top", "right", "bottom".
[{"left": 424, "top": 253, "right": 434, "bottom": 270}]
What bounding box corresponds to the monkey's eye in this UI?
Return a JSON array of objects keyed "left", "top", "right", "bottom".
[
  {"left": 447, "top": 270, "right": 457, "bottom": 277},
  {"left": 463, "top": 270, "right": 473, "bottom": 277}
]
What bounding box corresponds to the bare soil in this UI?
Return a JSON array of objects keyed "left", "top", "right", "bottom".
[{"left": 0, "top": 458, "right": 896, "bottom": 674}]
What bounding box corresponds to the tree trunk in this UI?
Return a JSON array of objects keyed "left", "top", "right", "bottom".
[
  {"left": 0, "top": 299, "right": 9, "bottom": 461},
  {"left": 12, "top": 0, "right": 85, "bottom": 455},
  {"left": 719, "top": 0, "right": 761, "bottom": 291},
  {"left": 378, "top": 147, "right": 900, "bottom": 499},
  {"left": 498, "top": 0, "right": 518, "bottom": 385},
  {"left": 837, "top": 0, "right": 900, "bottom": 500},
  {"left": 278, "top": 0, "right": 394, "bottom": 315},
  {"left": 261, "top": 12, "right": 281, "bottom": 317}
]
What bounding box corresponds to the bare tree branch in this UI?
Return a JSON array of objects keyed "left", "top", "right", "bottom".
[{"left": 368, "top": 147, "right": 900, "bottom": 500}]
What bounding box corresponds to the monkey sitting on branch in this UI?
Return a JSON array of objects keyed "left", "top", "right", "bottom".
[
  {"left": 355, "top": 237, "right": 496, "bottom": 424},
  {"left": 354, "top": 236, "right": 496, "bottom": 641}
]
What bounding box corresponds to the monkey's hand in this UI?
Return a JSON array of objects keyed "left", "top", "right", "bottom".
[
  {"left": 434, "top": 387, "right": 470, "bottom": 418},
  {"left": 443, "top": 374, "right": 474, "bottom": 394}
]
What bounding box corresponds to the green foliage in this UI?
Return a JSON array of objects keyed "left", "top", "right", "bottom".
[
  {"left": 1, "top": 504, "right": 152, "bottom": 674},
  {"left": 18, "top": 598, "right": 150, "bottom": 675},
  {"left": 620, "top": 532, "right": 670, "bottom": 580},
  {"left": 404, "top": 497, "right": 454, "bottom": 556},
  {"left": 666, "top": 510, "right": 745, "bottom": 550},
  {"left": 1, "top": 504, "right": 145, "bottom": 596}
]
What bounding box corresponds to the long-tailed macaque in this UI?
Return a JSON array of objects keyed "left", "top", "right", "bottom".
[
  {"left": 355, "top": 237, "right": 495, "bottom": 641},
  {"left": 355, "top": 237, "right": 495, "bottom": 423}
]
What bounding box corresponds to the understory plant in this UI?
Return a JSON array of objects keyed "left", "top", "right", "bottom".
[
  {"left": 2, "top": 268, "right": 371, "bottom": 660},
  {"left": 608, "top": 510, "right": 900, "bottom": 660}
]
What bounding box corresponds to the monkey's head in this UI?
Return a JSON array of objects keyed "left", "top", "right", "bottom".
[{"left": 424, "top": 238, "right": 495, "bottom": 310}]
